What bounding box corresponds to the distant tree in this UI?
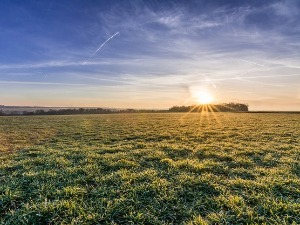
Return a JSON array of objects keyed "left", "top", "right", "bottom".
[
  {"left": 35, "top": 110, "right": 45, "bottom": 115},
  {"left": 23, "top": 111, "right": 34, "bottom": 115},
  {"left": 169, "top": 103, "right": 249, "bottom": 112}
]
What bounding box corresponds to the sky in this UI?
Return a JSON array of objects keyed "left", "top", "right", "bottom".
[{"left": 0, "top": 0, "right": 300, "bottom": 110}]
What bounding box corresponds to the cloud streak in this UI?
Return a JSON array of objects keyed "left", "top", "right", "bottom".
[
  {"left": 82, "top": 32, "right": 120, "bottom": 65},
  {"left": 0, "top": 80, "right": 85, "bottom": 86}
]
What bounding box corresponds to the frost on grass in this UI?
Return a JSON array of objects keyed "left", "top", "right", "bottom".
[{"left": 1, "top": 113, "right": 300, "bottom": 224}]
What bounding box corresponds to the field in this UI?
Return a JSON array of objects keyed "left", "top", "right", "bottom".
[{"left": 1, "top": 113, "right": 300, "bottom": 224}]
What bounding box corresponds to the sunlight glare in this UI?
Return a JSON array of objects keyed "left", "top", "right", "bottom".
[{"left": 195, "top": 91, "right": 213, "bottom": 104}]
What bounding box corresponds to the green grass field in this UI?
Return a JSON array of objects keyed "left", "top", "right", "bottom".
[{"left": 1, "top": 113, "right": 300, "bottom": 224}]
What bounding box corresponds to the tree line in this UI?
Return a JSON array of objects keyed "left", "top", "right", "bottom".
[
  {"left": 169, "top": 103, "right": 249, "bottom": 112},
  {"left": 0, "top": 102, "right": 249, "bottom": 116},
  {"left": 0, "top": 108, "right": 166, "bottom": 116}
]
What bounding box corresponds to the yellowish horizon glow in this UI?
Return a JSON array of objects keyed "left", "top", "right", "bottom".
[{"left": 195, "top": 91, "right": 214, "bottom": 104}]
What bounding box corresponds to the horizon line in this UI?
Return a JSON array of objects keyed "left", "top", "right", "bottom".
[{"left": 1, "top": 104, "right": 300, "bottom": 112}]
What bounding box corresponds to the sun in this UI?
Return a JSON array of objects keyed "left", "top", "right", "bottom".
[{"left": 195, "top": 91, "right": 214, "bottom": 104}]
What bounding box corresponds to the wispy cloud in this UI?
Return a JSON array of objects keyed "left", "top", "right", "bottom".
[
  {"left": 0, "top": 80, "right": 85, "bottom": 86},
  {"left": 0, "top": 0, "right": 299, "bottom": 109}
]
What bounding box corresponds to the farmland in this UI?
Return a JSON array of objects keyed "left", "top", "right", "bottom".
[{"left": 1, "top": 113, "right": 300, "bottom": 224}]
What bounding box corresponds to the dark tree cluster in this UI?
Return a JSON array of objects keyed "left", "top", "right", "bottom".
[
  {"left": 18, "top": 108, "right": 165, "bottom": 116},
  {"left": 216, "top": 103, "right": 249, "bottom": 112},
  {"left": 22, "top": 108, "right": 116, "bottom": 116},
  {"left": 169, "top": 103, "right": 249, "bottom": 112}
]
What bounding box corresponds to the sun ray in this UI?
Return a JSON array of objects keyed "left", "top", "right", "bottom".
[{"left": 207, "top": 104, "right": 221, "bottom": 125}]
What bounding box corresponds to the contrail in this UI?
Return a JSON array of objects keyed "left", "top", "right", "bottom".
[{"left": 82, "top": 32, "right": 119, "bottom": 65}]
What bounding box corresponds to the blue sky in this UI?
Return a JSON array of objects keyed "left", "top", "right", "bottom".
[{"left": 0, "top": 0, "right": 300, "bottom": 110}]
